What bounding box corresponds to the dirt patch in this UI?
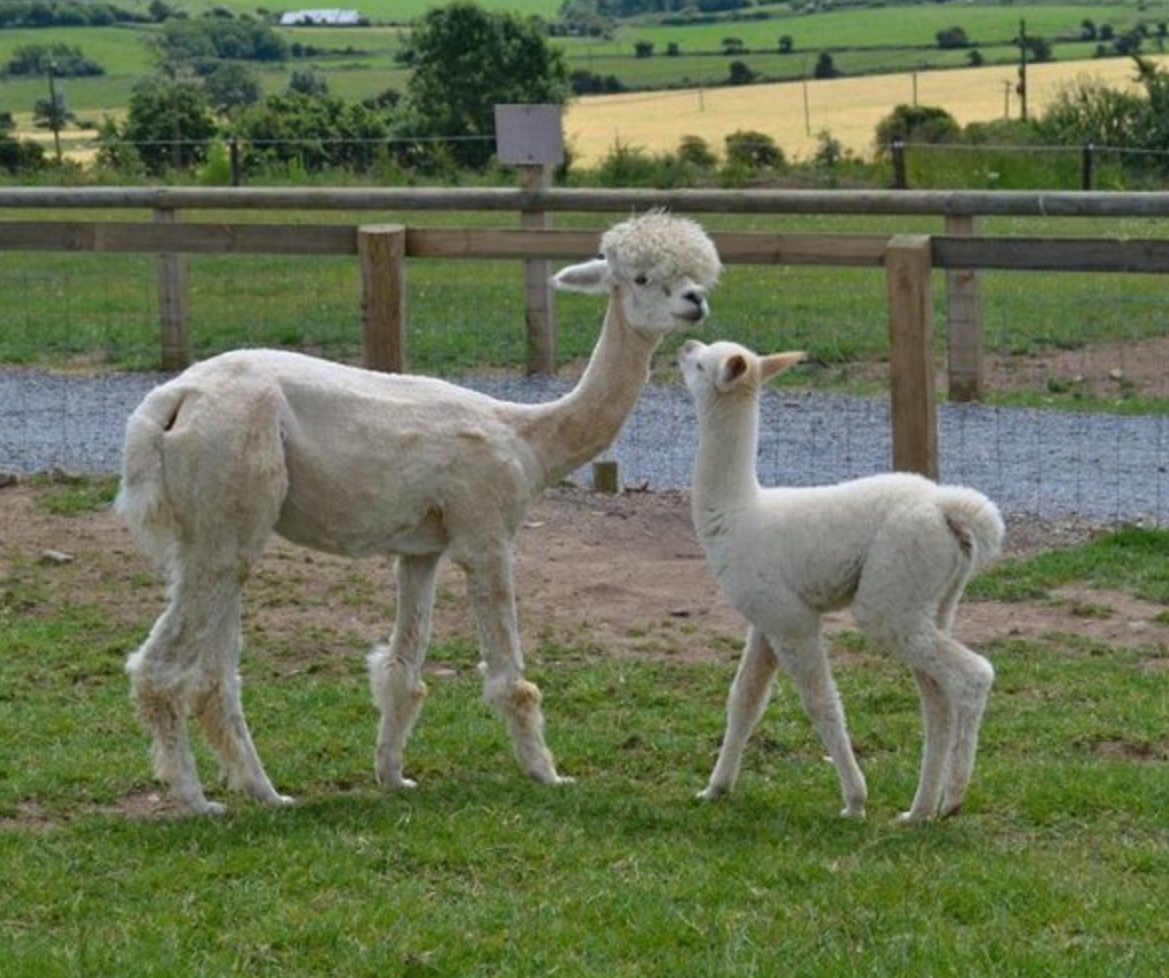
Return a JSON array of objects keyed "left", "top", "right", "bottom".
[{"left": 2, "top": 481, "right": 1166, "bottom": 673}]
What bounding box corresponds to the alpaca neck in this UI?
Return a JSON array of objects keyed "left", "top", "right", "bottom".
[
  {"left": 692, "top": 394, "right": 762, "bottom": 529},
  {"left": 526, "top": 298, "right": 661, "bottom": 484}
]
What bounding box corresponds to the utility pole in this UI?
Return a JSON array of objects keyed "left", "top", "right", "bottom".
[
  {"left": 47, "top": 63, "right": 63, "bottom": 165},
  {"left": 1016, "top": 18, "right": 1028, "bottom": 122}
]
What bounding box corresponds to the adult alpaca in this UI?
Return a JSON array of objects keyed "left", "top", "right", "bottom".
[
  {"left": 117, "top": 211, "right": 721, "bottom": 814},
  {"left": 680, "top": 339, "right": 1003, "bottom": 823}
]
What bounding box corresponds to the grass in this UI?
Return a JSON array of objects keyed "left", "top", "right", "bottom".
[
  {"left": 1, "top": 207, "right": 1167, "bottom": 414},
  {"left": 2, "top": 493, "right": 1168, "bottom": 976}
]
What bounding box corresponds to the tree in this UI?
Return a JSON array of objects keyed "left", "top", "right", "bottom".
[
  {"left": 0, "top": 110, "right": 46, "bottom": 174},
  {"left": 398, "top": 2, "right": 570, "bottom": 170},
  {"left": 936, "top": 26, "right": 970, "bottom": 50},
  {"left": 203, "top": 62, "right": 263, "bottom": 116},
  {"left": 118, "top": 75, "right": 218, "bottom": 174},
  {"left": 721, "top": 37, "right": 745, "bottom": 56},
  {"left": 234, "top": 92, "right": 391, "bottom": 173},
  {"left": 634, "top": 40, "right": 654, "bottom": 58},
  {"left": 778, "top": 35, "right": 794, "bottom": 54},
  {"left": 1036, "top": 76, "right": 1143, "bottom": 149},
  {"left": 33, "top": 89, "right": 75, "bottom": 164},
  {"left": 813, "top": 52, "right": 838, "bottom": 79},
  {"left": 727, "top": 60, "right": 755, "bottom": 86},
  {"left": 287, "top": 69, "right": 329, "bottom": 97}
]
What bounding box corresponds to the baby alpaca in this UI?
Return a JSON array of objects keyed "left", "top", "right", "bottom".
[{"left": 680, "top": 339, "right": 1004, "bottom": 823}]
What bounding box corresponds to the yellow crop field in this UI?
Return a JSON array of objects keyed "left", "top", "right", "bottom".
[{"left": 564, "top": 56, "right": 1169, "bottom": 165}]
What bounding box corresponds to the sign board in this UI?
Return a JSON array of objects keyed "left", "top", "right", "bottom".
[{"left": 494, "top": 104, "right": 564, "bottom": 166}]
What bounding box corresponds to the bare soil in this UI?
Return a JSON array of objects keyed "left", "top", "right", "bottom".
[{"left": 3, "top": 480, "right": 1168, "bottom": 672}]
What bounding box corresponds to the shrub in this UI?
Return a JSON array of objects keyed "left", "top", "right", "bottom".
[
  {"left": 875, "top": 103, "right": 960, "bottom": 152},
  {"left": 677, "top": 134, "right": 717, "bottom": 169},
  {"left": 724, "top": 129, "right": 784, "bottom": 169}
]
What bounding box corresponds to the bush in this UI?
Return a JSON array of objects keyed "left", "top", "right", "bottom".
[
  {"left": 875, "top": 104, "right": 960, "bottom": 151},
  {"left": 724, "top": 129, "right": 784, "bottom": 169},
  {"left": 677, "top": 135, "right": 717, "bottom": 169}
]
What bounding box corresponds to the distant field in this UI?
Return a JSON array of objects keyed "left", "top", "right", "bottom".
[{"left": 564, "top": 54, "right": 1169, "bottom": 164}]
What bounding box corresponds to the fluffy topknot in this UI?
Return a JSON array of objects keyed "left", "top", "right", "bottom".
[{"left": 600, "top": 210, "right": 721, "bottom": 290}]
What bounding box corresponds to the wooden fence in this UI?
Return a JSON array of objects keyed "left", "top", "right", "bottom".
[{"left": 4, "top": 186, "right": 1169, "bottom": 480}]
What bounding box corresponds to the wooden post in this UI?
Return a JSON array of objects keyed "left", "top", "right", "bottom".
[
  {"left": 891, "top": 139, "right": 907, "bottom": 190},
  {"left": 944, "top": 213, "right": 982, "bottom": 402},
  {"left": 885, "top": 234, "right": 937, "bottom": 479},
  {"left": 358, "top": 224, "right": 407, "bottom": 373},
  {"left": 592, "top": 460, "right": 619, "bottom": 494},
  {"left": 521, "top": 163, "right": 556, "bottom": 375},
  {"left": 154, "top": 207, "right": 190, "bottom": 371},
  {"left": 494, "top": 103, "right": 564, "bottom": 376}
]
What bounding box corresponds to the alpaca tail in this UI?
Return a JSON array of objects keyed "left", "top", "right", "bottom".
[
  {"left": 114, "top": 382, "right": 191, "bottom": 571},
  {"left": 938, "top": 486, "right": 1005, "bottom": 573}
]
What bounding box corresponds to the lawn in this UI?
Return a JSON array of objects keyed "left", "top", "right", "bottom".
[{"left": 1, "top": 479, "right": 1167, "bottom": 977}]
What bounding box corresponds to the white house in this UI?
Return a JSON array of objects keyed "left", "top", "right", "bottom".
[{"left": 279, "top": 9, "right": 362, "bottom": 26}]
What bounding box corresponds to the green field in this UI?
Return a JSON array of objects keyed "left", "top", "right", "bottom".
[
  {"left": 2, "top": 479, "right": 1168, "bottom": 977},
  {"left": 3, "top": 2, "right": 1167, "bottom": 123}
]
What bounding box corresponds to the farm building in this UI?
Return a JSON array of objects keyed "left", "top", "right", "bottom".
[{"left": 279, "top": 9, "right": 362, "bottom": 26}]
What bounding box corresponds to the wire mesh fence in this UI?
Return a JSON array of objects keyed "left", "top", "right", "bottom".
[{"left": 3, "top": 246, "right": 1168, "bottom": 527}]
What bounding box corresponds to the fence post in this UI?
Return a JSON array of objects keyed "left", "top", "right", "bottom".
[
  {"left": 944, "top": 213, "right": 982, "bottom": 402},
  {"left": 229, "top": 137, "right": 241, "bottom": 187},
  {"left": 891, "top": 139, "right": 908, "bottom": 189},
  {"left": 154, "top": 207, "right": 190, "bottom": 371},
  {"left": 358, "top": 224, "right": 407, "bottom": 373},
  {"left": 520, "top": 163, "right": 556, "bottom": 375},
  {"left": 885, "top": 234, "right": 937, "bottom": 479},
  {"left": 1081, "top": 142, "right": 1094, "bottom": 191}
]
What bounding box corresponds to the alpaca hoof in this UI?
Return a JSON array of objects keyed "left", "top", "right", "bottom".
[
  {"left": 276, "top": 794, "right": 295, "bottom": 806},
  {"left": 185, "top": 798, "right": 227, "bottom": 816},
  {"left": 382, "top": 775, "right": 418, "bottom": 790},
  {"left": 840, "top": 804, "right": 866, "bottom": 819},
  {"left": 698, "top": 784, "right": 727, "bottom": 802},
  {"left": 895, "top": 809, "right": 930, "bottom": 826},
  {"left": 940, "top": 802, "right": 962, "bottom": 820}
]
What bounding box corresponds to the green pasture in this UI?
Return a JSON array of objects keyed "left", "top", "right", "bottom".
[
  {"left": 0, "top": 208, "right": 1167, "bottom": 412},
  {"left": 3, "top": 2, "right": 1167, "bottom": 122},
  {"left": 614, "top": 4, "right": 1161, "bottom": 57},
  {"left": 1, "top": 480, "right": 1167, "bottom": 977}
]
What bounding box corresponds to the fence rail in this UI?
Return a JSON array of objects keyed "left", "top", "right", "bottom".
[{"left": 4, "top": 186, "right": 1169, "bottom": 479}]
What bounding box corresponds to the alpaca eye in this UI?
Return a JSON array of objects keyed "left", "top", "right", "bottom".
[{"left": 633, "top": 274, "right": 649, "bottom": 286}]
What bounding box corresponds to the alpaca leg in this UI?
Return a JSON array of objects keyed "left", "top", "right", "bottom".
[
  {"left": 161, "top": 570, "right": 289, "bottom": 808},
  {"left": 900, "top": 632, "right": 994, "bottom": 821},
  {"left": 128, "top": 635, "right": 219, "bottom": 815},
  {"left": 937, "top": 638, "right": 994, "bottom": 817},
  {"left": 775, "top": 628, "right": 867, "bottom": 818},
  {"left": 466, "top": 549, "right": 566, "bottom": 785},
  {"left": 369, "top": 553, "right": 441, "bottom": 789},
  {"left": 897, "top": 666, "right": 952, "bottom": 824},
  {"left": 700, "top": 626, "right": 780, "bottom": 800},
  {"left": 193, "top": 673, "right": 291, "bottom": 807}
]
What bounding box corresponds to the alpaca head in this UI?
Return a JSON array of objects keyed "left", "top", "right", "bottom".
[
  {"left": 679, "top": 339, "right": 805, "bottom": 413},
  {"left": 551, "top": 210, "right": 721, "bottom": 336}
]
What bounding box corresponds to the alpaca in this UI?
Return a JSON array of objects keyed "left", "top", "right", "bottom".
[
  {"left": 680, "top": 339, "right": 1003, "bottom": 823},
  {"left": 116, "top": 211, "right": 721, "bottom": 814}
]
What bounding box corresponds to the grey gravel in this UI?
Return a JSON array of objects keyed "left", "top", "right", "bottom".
[{"left": 2, "top": 365, "right": 1167, "bottom": 525}]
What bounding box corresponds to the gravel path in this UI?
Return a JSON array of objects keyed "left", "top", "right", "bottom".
[{"left": 3, "top": 366, "right": 1167, "bottom": 525}]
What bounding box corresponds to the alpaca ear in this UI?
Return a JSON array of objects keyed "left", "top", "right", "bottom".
[
  {"left": 760, "top": 351, "right": 806, "bottom": 382},
  {"left": 717, "top": 354, "right": 750, "bottom": 391},
  {"left": 551, "top": 258, "right": 610, "bottom": 295}
]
